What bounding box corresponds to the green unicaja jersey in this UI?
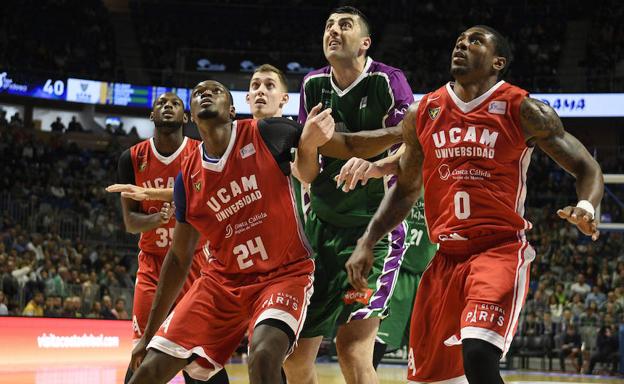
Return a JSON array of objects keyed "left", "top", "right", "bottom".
[
  {"left": 298, "top": 57, "right": 414, "bottom": 227},
  {"left": 403, "top": 198, "right": 437, "bottom": 274}
]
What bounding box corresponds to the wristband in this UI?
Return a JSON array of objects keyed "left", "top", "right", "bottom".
[{"left": 576, "top": 200, "right": 595, "bottom": 219}]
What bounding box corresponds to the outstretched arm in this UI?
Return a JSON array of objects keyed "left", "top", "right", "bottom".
[
  {"left": 335, "top": 144, "right": 405, "bottom": 192},
  {"left": 107, "top": 184, "right": 174, "bottom": 202},
  {"left": 345, "top": 102, "right": 423, "bottom": 290},
  {"left": 520, "top": 97, "right": 604, "bottom": 240},
  {"left": 115, "top": 150, "right": 174, "bottom": 233},
  {"left": 319, "top": 125, "right": 403, "bottom": 160}
]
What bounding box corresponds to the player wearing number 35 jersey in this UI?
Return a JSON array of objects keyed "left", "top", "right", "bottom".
[{"left": 116, "top": 93, "right": 207, "bottom": 346}]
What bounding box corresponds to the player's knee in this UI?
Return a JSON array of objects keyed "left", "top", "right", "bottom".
[
  {"left": 462, "top": 338, "right": 503, "bottom": 383},
  {"left": 335, "top": 338, "right": 366, "bottom": 365},
  {"left": 128, "top": 362, "right": 162, "bottom": 384},
  {"left": 248, "top": 342, "right": 282, "bottom": 376}
]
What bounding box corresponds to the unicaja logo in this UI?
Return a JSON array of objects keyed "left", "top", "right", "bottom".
[{"left": 438, "top": 164, "right": 451, "bottom": 180}]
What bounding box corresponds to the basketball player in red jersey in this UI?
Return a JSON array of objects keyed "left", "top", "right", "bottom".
[
  {"left": 117, "top": 92, "right": 229, "bottom": 384},
  {"left": 343, "top": 25, "right": 603, "bottom": 383},
  {"left": 126, "top": 80, "right": 334, "bottom": 384}
]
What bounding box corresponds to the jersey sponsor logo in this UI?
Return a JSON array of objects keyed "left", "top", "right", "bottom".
[
  {"left": 438, "top": 164, "right": 492, "bottom": 181},
  {"left": 488, "top": 100, "right": 507, "bottom": 115},
  {"left": 225, "top": 224, "right": 233, "bottom": 238},
  {"left": 138, "top": 161, "right": 147, "bottom": 172},
  {"left": 132, "top": 315, "right": 142, "bottom": 337},
  {"left": 161, "top": 311, "right": 175, "bottom": 334},
  {"left": 240, "top": 143, "right": 256, "bottom": 159},
  {"left": 141, "top": 176, "right": 175, "bottom": 189},
  {"left": 194, "top": 180, "right": 202, "bottom": 191},
  {"left": 191, "top": 169, "right": 201, "bottom": 178},
  {"left": 206, "top": 174, "right": 263, "bottom": 222},
  {"left": 233, "top": 212, "right": 268, "bottom": 235},
  {"left": 407, "top": 347, "right": 416, "bottom": 377},
  {"left": 432, "top": 126, "right": 499, "bottom": 159},
  {"left": 343, "top": 288, "right": 373, "bottom": 305},
  {"left": 261, "top": 292, "right": 300, "bottom": 311},
  {"left": 428, "top": 106, "right": 441, "bottom": 120},
  {"left": 359, "top": 96, "right": 368, "bottom": 109},
  {"left": 464, "top": 303, "right": 506, "bottom": 327},
  {"left": 438, "top": 164, "right": 451, "bottom": 180}
]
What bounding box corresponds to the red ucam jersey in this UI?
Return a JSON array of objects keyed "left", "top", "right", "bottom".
[
  {"left": 416, "top": 81, "right": 532, "bottom": 243},
  {"left": 130, "top": 137, "right": 203, "bottom": 255},
  {"left": 180, "top": 119, "right": 313, "bottom": 277}
]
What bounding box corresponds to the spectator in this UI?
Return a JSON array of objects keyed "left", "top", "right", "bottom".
[
  {"left": 585, "top": 285, "right": 607, "bottom": 308},
  {"left": 570, "top": 273, "right": 591, "bottom": 297},
  {"left": 579, "top": 302, "right": 601, "bottom": 327},
  {"left": 549, "top": 294, "right": 564, "bottom": 322},
  {"left": 559, "top": 324, "right": 582, "bottom": 373},
  {"left": 543, "top": 311, "right": 557, "bottom": 346},
  {"left": 100, "top": 295, "right": 115, "bottom": 319},
  {"left": 22, "top": 291, "right": 44, "bottom": 317},
  {"left": 111, "top": 297, "right": 128, "bottom": 320},
  {"left": 553, "top": 282, "right": 567, "bottom": 305},
  {"left": 66, "top": 116, "right": 83, "bottom": 132},
  {"left": 521, "top": 312, "right": 545, "bottom": 336},
  {"left": 86, "top": 301, "right": 102, "bottom": 318},
  {"left": 50, "top": 117, "right": 65, "bottom": 133},
  {"left": 570, "top": 293, "right": 586, "bottom": 318},
  {"left": 0, "top": 290, "right": 8, "bottom": 315},
  {"left": 584, "top": 325, "right": 619, "bottom": 374}
]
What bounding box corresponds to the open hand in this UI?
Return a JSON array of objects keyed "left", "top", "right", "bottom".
[
  {"left": 557, "top": 206, "right": 599, "bottom": 241},
  {"left": 335, "top": 157, "right": 385, "bottom": 192},
  {"left": 345, "top": 239, "right": 374, "bottom": 291},
  {"left": 106, "top": 184, "right": 150, "bottom": 201}
]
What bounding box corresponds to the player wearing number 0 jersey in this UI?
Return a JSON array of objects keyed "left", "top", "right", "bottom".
[{"left": 346, "top": 25, "right": 603, "bottom": 384}]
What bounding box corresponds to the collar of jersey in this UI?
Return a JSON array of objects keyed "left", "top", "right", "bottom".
[
  {"left": 200, "top": 121, "right": 237, "bottom": 172},
  {"left": 149, "top": 136, "right": 188, "bottom": 165},
  {"left": 330, "top": 56, "right": 373, "bottom": 97},
  {"left": 445, "top": 80, "right": 505, "bottom": 114}
]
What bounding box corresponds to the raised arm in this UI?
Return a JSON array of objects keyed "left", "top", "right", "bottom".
[
  {"left": 107, "top": 184, "right": 174, "bottom": 202},
  {"left": 115, "top": 150, "right": 174, "bottom": 234},
  {"left": 294, "top": 104, "right": 335, "bottom": 183},
  {"left": 345, "top": 102, "right": 424, "bottom": 290},
  {"left": 520, "top": 97, "right": 604, "bottom": 240}
]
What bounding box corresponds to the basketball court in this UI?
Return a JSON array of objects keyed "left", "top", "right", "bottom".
[{"left": 1, "top": 362, "right": 622, "bottom": 383}]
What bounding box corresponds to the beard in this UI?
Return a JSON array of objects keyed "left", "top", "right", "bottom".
[
  {"left": 196, "top": 107, "right": 219, "bottom": 119},
  {"left": 154, "top": 120, "right": 182, "bottom": 134}
]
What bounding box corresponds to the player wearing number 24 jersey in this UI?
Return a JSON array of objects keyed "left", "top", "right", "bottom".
[{"left": 127, "top": 79, "right": 335, "bottom": 384}]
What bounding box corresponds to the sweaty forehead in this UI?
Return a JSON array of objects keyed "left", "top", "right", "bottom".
[
  {"left": 326, "top": 13, "right": 358, "bottom": 25},
  {"left": 194, "top": 80, "right": 224, "bottom": 91},
  {"left": 458, "top": 28, "right": 492, "bottom": 40}
]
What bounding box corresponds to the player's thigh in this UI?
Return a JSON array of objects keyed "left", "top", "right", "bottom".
[
  {"left": 377, "top": 271, "right": 419, "bottom": 350},
  {"left": 149, "top": 275, "right": 248, "bottom": 375},
  {"left": 408, "top": 253, "right": 466, "bottom": 382},
  {"left": 346, "top": 221, "right": 407, "bottom": 323},
  {"left": 461, "top": 241, "right": 535, "bottom": 353}
]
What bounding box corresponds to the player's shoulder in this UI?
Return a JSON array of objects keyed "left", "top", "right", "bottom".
[
  {"left": 302, "top": 66, "right": 331, "bottom": 86},
  {"left": 368, "top": 59, "right": 406, "bottom": 78},
  {"left": 127, "top": 138, "right": 151, "bottom": 158},
  {"left": 495, "top": 81, "right": 530, "bottom": 100}
]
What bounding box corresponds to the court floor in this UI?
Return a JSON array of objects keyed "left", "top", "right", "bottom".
[{"left": 1, "top": 362, "right": 622, "bottom": 383}]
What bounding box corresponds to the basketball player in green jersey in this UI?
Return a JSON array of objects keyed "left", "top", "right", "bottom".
[
  {"left": 337, "top": 135, "right": 438, "bottom": 369},
  {"left": 284, "top": 6, "right": 415, "bottom": 384}
]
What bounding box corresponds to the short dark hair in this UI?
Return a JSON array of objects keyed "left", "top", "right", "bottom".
[
  {"left": 253, "top": 64, "right": 288, "bottom": 91},
  {"left": 329, "top": 6, "right": 371, "bottom": 36},
  {"left": 473, "top": 25, "right": 513, "bottom": 79}
]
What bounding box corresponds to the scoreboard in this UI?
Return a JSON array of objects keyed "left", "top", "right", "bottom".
[{"left": 2, "top": 70, "right": 624, "bottom": 118}]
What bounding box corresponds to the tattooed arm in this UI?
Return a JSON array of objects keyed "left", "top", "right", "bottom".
[
  {"left": 345, "top": 102, "right": 423, "bottom": 290},
  {"left": 520, "top": 97, "right": 603, "bottom": 240}
]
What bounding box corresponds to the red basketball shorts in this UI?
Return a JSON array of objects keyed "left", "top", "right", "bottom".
[
  {"left": 147, "top": 260, "right": 314, "bottom": 381},
  {"left": 407, "top": 233, "right": 535, "bottom": 383},
  {"left": 132, "top": 249, "right": 205, "bottom": 341}
]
